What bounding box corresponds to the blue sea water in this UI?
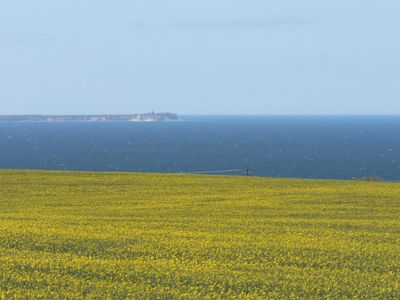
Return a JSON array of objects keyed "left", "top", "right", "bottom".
[{"left": 1, "top": 116, "right": 400, "bottom": 180}]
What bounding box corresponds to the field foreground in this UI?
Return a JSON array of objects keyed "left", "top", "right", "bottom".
[{"left": 1, "top": 170, "right": 399, "bottom": 299}]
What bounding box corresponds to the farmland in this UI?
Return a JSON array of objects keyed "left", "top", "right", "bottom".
[{"left": 0, "top": 170, "right": 399, "bottom": 299}]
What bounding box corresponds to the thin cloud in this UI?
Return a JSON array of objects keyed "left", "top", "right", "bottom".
[
  {"left": 130, "top": 21, "right": 149, "bottom": 28},
  {"left": 171, "top": 17, "right": 310, "bottom": 29},
  {"left": 0, "top": 33, "right": 55, "bottom": 45}
]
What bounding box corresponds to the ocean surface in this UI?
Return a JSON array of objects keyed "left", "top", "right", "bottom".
[{"left": 1, "top": 116, "right": 400, "bottom": 180}]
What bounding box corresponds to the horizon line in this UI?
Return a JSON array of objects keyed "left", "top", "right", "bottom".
[{"left": 1, "top": 113, "right": 400, "bottom": 117}]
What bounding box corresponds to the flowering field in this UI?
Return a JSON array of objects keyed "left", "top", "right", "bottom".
[{"left": 0, "top": 170, "right": 399, "bottom": 299}]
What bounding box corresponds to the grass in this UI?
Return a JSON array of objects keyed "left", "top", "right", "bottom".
[{"left": 0, "top": 170, "right": 399, "bottom": 299}]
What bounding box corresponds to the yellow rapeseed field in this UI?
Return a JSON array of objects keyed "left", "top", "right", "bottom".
[{"left": 0, "top": 170, "right": 399, "bottom": 299}]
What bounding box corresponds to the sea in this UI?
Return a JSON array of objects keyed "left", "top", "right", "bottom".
[{"left": 1, "top": 115, "right": 400, "bottom": 180}]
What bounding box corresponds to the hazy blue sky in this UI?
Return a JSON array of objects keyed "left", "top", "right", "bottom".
[{"left": 1, "top": 0, "right": 399, "bottom": 114}]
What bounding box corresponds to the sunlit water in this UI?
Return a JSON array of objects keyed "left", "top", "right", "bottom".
[{"left": 1, "top": 116, "right": 399, "bottom": 180}]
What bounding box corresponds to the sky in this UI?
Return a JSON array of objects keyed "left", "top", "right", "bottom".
[{"left": 0, "top": 0, "right": 399, "bottom": 115}]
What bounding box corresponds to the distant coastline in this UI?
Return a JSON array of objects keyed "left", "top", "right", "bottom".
[{"left": 0, "top": 112, "right": 180, "bottom": 122}]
